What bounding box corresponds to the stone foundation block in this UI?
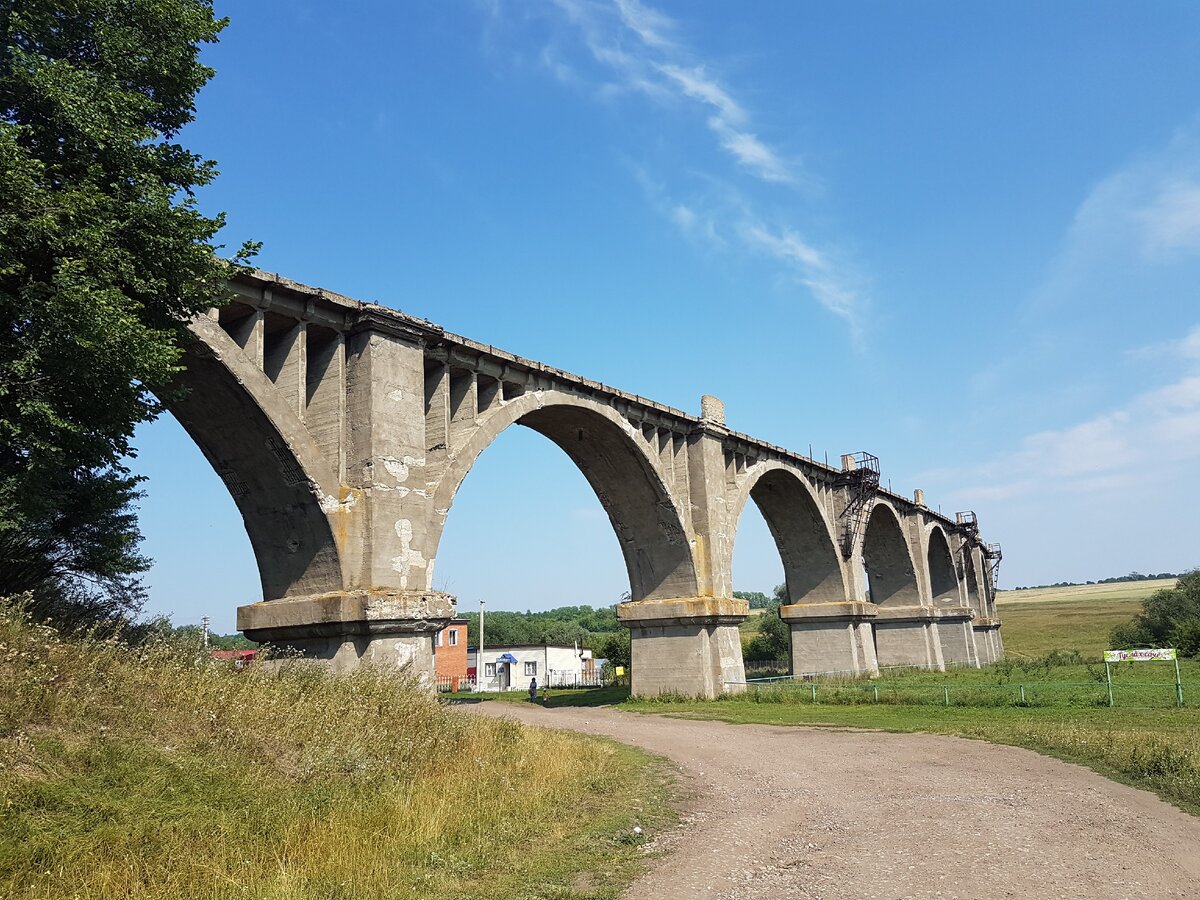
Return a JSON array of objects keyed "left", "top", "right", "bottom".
[
  {"left": 237, "top": 589, "right": 456, "bottom": 679},
  {"left": 779, "top": 601, "right": 879, "bottom": 676},
  {"left": 618, "top": 597, "right": 748, "bottom": 699}
]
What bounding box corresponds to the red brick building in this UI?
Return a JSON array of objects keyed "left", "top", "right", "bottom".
[{"left": 434, "top": 618, "right": 469, "bottom": 689}]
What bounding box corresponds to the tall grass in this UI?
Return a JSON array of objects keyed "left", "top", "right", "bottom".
[{"left": 0, "top": 603, "right": 670, "bottom": 899}]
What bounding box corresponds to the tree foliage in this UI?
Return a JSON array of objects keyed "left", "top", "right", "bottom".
[
  {"left": 0, "top": 0, "right": 254, "bottom": 629},
  {"left": 465, "top": 604, "right": 620, "bottom": 651},
  {"left": 743, "top": 583, "right": 790, "bottom": 661},
  {"left": 1110, "top": 570, "right": 1200, "bottom": 658}
]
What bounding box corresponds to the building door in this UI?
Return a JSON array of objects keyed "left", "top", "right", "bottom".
[{"left": 499, "top": 662, "right": 510, "bottom": 690}]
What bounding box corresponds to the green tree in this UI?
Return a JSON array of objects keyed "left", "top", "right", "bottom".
[
  {"left": 0, "top": 0, "right": 255, "bottom": 629},
  {"left": 741, "top": 583, "right": 790, "bottom": 662},
  {"left": 1110, "top": 570, "right": 1200, "bottom": 658},
  {"left": 594, "top": 629, "right": 630, "bottom": 671}
]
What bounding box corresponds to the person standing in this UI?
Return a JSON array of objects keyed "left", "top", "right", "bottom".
[{"left": 528, "top": 677, "right": 538, "bottom": 703}]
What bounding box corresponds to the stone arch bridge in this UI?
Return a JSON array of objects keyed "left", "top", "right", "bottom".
[{"left": 176, "top": 271, "right": 1002, "bottom": 698}]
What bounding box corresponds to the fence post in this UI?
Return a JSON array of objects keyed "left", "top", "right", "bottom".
[
  {"left": 944, "top": 686, "right": 950, "bottom": 707},
  {"left": 811, "top": 682, "right": 817, "bottom": 703},
  {"left": 1105, "top": 662, "right": 1114, "bottom": 708},
  {"left": 873, "top": 685, "right": 879, "bottom": 703},
  {"left": 1019, "top": 684, "right": 1026, "bottom": 705},
  {"left": 1174, "top": 656, "right": 1184, "bottom": 708}
]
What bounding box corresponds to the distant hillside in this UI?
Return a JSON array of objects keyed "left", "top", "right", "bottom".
[{"left": 1008, "top": 571, "right": 1187, "bottom": 591}]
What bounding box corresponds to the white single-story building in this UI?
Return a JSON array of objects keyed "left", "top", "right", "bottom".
[{"left": 469, "top": 644, "right": 596, "bottom": 691}]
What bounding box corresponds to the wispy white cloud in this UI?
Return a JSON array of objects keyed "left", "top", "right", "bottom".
[
  {"left": 1138, "top": 179, "right": 1200, "bottom": 257},
  {"left": 528, "top": 0, "right": 864, "bottom": 330},
  {"left": 928, "top": 331, "right": 1200, "bottom": 504},
  {"left": 613, "top": 0, "right": 675, "bottom": 49}
]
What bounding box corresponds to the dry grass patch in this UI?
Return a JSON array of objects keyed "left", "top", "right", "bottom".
[{"left": 0, "top": 605, "right": 672, "bottom": 899}]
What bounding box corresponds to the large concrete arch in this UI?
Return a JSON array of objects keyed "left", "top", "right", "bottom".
[
  {"left": 728, "top": 463, "right": 846, "bottom": 604},
  {"left": 860, "top": 500, "right": 943, "bottom": 669},
  {"left": 926, "top": 525, "right": 960, "bottom": 604},
  {"left": 172, "top": 316, "right": 346, "bottom": 602},
  {"left": 429, "top": 391, "right": 698, "bottom": 603},
  {"left": 861, "top": 501, "right": 922, "bottom": 608}
]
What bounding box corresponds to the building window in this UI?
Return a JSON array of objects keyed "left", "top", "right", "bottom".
[
  {"left": 484, "top": 662, "right": 496, "bottom": 677},
  {"left": 435, "top": 631, "right": 442, "bottom": 647},
  {"left": 449, "top": 630, "right": 458, "bottom": 646},
  {"left": 524, "top": 661, "right": 537, "bottom": 676}
]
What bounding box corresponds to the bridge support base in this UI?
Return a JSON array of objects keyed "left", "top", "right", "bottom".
[
  {"left": 972, "top": 619, "right": 1003, "bottom": 665},
  {"left": 872, "top": 607, "right": 945, "bottom": 672},
  {"left": 779, "top": 601, "right": 879, "bottom": 677},
  {"left": 617, "top": 597, "right": 749, "bottom": 699},
  {"left": 237, "top": 590, "right": 456, "bottom": 681},
  {"left": 933, "top": 606, "right": 979, "bottom": 668}
]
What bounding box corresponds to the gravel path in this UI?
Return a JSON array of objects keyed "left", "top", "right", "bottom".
[{"left": 470, "top": 702, "right": 1200, "bottom": 899}]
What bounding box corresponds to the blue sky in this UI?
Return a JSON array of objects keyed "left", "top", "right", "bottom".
[{"left": 130, "top": 1, "right": 1200, "bottom": 632}]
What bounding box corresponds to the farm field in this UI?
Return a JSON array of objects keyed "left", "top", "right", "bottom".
[{"left": 996, "top": 578, "right": 1176, "bottom": 658}]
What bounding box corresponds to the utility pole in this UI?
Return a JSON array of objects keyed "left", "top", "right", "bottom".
[
  {"left": 200, "top": 615, "right": 210, "bottom": 649},
  {"left": 478, "top": 600, "right": 485, "bottom": 691}
]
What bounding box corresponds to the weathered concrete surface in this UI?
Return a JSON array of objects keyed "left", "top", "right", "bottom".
[
  {"left": 473, "top": 702, "right": 1200, "bottom": 899},
  {"left": 619, "top": 597, "right": 749, "bottom": 698},
  {"left": 180, "top": 270, "right": 1002, "bottom": 690}
]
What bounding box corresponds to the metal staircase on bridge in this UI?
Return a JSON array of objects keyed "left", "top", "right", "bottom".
[
  {"left": 835, "top": 451, "right": 880, "bottom": 560},
  {"left": 984, "top": 542, "right": 1003, "bottom": 585}
]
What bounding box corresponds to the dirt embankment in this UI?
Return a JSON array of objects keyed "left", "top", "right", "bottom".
[{"left": 473, "top": 703, "right": 1200, "bottom": 899}]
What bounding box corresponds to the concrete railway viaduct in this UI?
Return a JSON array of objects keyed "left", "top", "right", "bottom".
[{"left": 176, "top": 271, "right": 1002, "bottom": 698}]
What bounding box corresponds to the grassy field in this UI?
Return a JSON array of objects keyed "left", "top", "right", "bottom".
[
  {"left": 996, "top": 579, "right": 1175, "bottom": 658},
  {"left": 0, "top": 605, "right": 673, "bottom": 900}
]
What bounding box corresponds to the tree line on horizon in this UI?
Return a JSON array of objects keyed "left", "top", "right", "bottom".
[{"left": 1009, "top": 570, "right": 1187, "bottom": 591}]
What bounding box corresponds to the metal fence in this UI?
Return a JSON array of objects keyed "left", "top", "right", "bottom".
[
  {"left": 435, "top": 671, "right": 607, "bottom": 692},
  {"left": 726, "top": 668, "right": 1195, "bottom": 709}
]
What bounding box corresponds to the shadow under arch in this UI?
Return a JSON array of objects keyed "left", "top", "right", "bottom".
[
  {"left": 168, "top": 317, "right": 345, "bottom": 602},
  {"left": 962, "top": 545, "right": 983, "bottom": 613},
  {"left": 728, "top": 463, "right": 846, "bottom": 604},
  {"left": 927, "top": 525, "right": 959, "bottom": 604},
  {"left": 861, "top": 501, "right": 921, "bottom": 608},
  {"left": 429, "top": 393, "right": 698, "bottom": 603}
]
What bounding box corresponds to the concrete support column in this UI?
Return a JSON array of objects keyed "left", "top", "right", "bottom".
[
  {"left": 780, "top": 601, "right": 879, "bottom": 676},
  {"left": 618, "top": 597, "right": 749, "bottom": 698},
  {"left": 872, "top": 607, "right": 945, "bottom": 671},
  {"left": 933, "top": 606, "right": 978, "bottom": 668},
  {"left": 236, "top": 322, "right": 455, "bottom": 677},
  {"left": 972, "top": 619, "right": 1003, "bottom": 665}
]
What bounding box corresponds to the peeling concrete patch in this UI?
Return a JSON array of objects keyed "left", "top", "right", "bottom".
[
  {"left": 318, "top": 492, "right": 357, "bottom": 514},
  {"left": 380, "top": 454, "right": 426, "bottom": 483},
  {"left": 390, "top": 518, "right": 427, "bottom": 589}
]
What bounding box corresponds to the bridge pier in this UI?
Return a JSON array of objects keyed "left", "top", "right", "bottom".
[
  {"left": 780, "top": 601, "right": 879, "bottom": 676},
  {"left": 972, "top": 619, "right": 1003, "bottom": 665},
  {"left": 871, "top": 607, "right": 946, "bottom": 671},
  {"left": 237, "top": 590, "right": 455, "bottom": 680},
  {"left": 933, "top": 606, "right": 979, "bottom": 668},
  {"left": 618, "top": 597, "right": 749, "bottom": 698}
]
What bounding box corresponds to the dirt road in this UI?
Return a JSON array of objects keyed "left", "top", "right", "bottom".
[{"left": 472, "top": 702, "right": 1200, "bottom": 899}]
